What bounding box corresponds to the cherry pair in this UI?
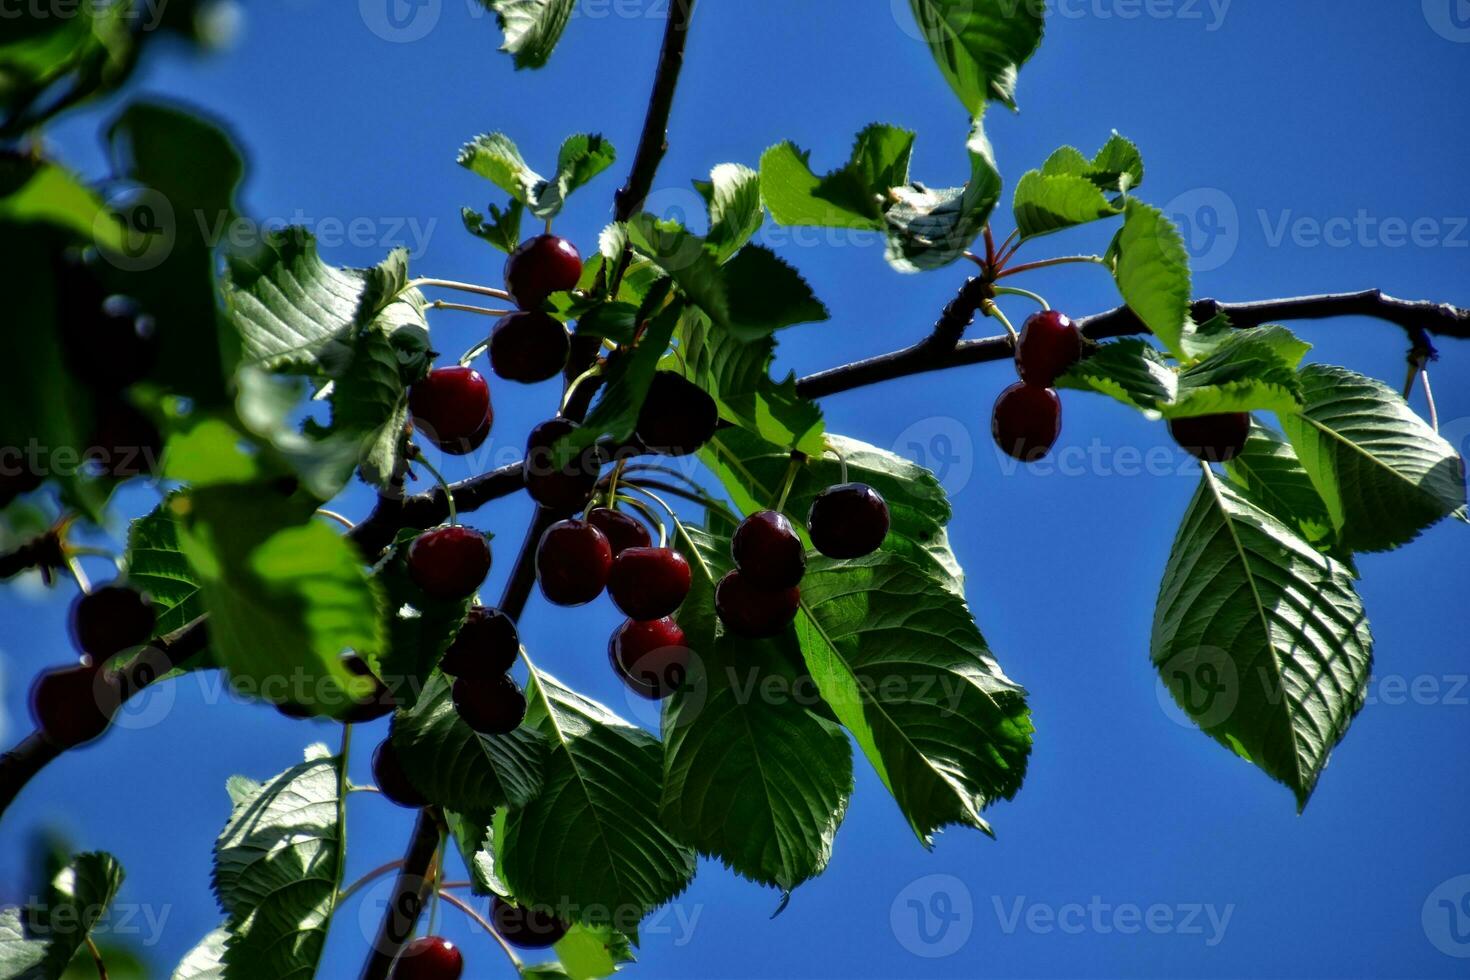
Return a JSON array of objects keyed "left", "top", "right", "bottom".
[
  {"left": 442, "top": 606, "right": 527, "bottom": 736},
  {"left": 992, "top": 309, "right": 1080, "bottom": 462},
  {"left": 486, "top": 235, "right": 583, "bottom": 385}
]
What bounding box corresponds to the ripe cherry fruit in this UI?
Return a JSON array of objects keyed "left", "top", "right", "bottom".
[
  {"left": 490, "top": 311, "right": 571, "bottom": 383},
  {"left": 393, "top": 935, "right": 463, "bottom": 980},
  {"left": 64, "top": 295, "right": 160, "bottom": 392},
  {"left": 635, "top": 372, "right": 720, "bottom": 456},
  {"left": 504, "top": 234, "right": 583, "bottom": 310},
  {"left": 1169, "top": 412, "right": 1251, "bottom": 463},
  {"left": 372, "top": 739, "right": 428, "bottom": 809},
  {"left": 807, "top": 483, "right": 890, "bottom": 559},
  {"left": 69, "top": 584, "right": 156, "bottom": 661},
  {"left": 607, "top": 547, "right": 692, "bottom": 620},
  {"left": 586, "top": 506, "right": 653, "bottom": 557},
  {"left": 731, "top": 511, "right": 805, "bottom": 590},
  {"left": 409, "top": 366, "right": 492, "bottom": 456},
  {"left": 408, "top": 526, "right": 492, "bottom": 600},
  {"left": 453, "top": 674, "right": 527, "bottom": 735},
  {"left": 991, "top": 382, "right": 1062, "bottom": 463},
  {"left": 609, "top": 617, "right": 691, "bottom": 700},
  {"left": 523, "top": 418, "right": 602, "bottom": 514},
  {"left": 535, "top": 519, "right": 613, "bottom": 606},
  {"left": 439, "top": 606, "right": 520, "bottom": 680},
  {"left": 1014, "top": 310, "right": 1083, "bottom": 387},
  {"left": 490, "top": 896, "right": 570, "bottom": 949},
  {"left": 715, "top": 570, "right": 801, "bottom": 639},
  {"left": 29, "top": 663, "right": 120, "bottom": 748}
]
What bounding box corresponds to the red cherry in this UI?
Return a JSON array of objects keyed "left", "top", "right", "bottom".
[
  {"left": 490, "top": 896, "right": 570, "bottom": 949},
  {"left": 523, "top": 418, "right": 602, "bottom": 514},
  {"left": 490, "top": 311, "right": 571, "bottom": 383},
  {"left": 609, "top": 617, "right": 691, "bottom": 700},
  {"left": 535, "top": 519, "right": 612, "bottom": 606},
  {"left": 586, "top": 506, "right": 653, "bottom": 557},
  {"left": 991, "top": 382, "right": 1062, "bottom": 462},
  {"left": 29, "top": 663, "right": 120, "bottom": 748},
  {"left": 63, "top": 294, "right": 159, "bottom": 392},
  {"left": 440, "top": 606, "right": 520, "bottom": 680},
  {"left": 372, "top": 739, "right": 428, "bottom": 809},
  {"left": 635, "top": 372, "right": 720, "bottom": 456},
  {"left": 84, "top": 402, "right": 162, "bottom": 479},
  {"left": 452, "top": 675, "right": 527, "bottom": 735},
  {"left": 504, "top": 235, "right": 583, "bottom": 310},
  {"left": 69, "top": 584, "right": 156, "bottom": 660},
  {"left": 1014, "top": 310, "right": 1082, "bottom": 386},
  {"left": 393, "top": 935, "right": 463, "bottom": 980},
  {"left": 607, "top": 547, "right": 691, "bottom": 620},
  {"left": 409, "top": 367, "right": 491, "bottom": 456},
  {"left": 714, "top": 570, "right": 800, "bottom": 638},
  {"left": 407, "top": 526, "right": 491, "bottom": 600},
  {"left": 807, "top": 483, "right": 890, "bottom": 559},
  {"left": 731, "top": 511, "right": 805, "bottom": 590},
  {"left": 1169, "top": 412, "right": 1251, "bottom": 463}
]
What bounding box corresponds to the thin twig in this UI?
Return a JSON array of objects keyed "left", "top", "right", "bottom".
[
  {"left": 407, "top": 278, "right": 513, "bottom": 302},
  {"left": 437, "top": 889, "right": 523, "bottom": 970}
]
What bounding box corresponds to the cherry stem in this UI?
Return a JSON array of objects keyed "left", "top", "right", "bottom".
[
  {"left": 426, "top": 832, "right": 446, "bottom": 938},
  {"left": 459, "top": 338, "right": 490, "bottom": 367},
  {"left": 980, "top": 300, "right": 1019, "bottom": 346},
  {"left": 64, "top": 555, "right": 91, "bottom": 594},
  {"left": 824, "top": 445, "right": 849, "bottom": 485},
  {"left": 430, "top": 300, "right": 515, "bottom": 318},
  {"left": 1422, "top": 366, "right": 1441, "bottom": 432},
  {"left": 407, "top": 278, "right": 513, "bottom": 302},
  {"left": 606, "top": 458, "right": 628, "bottom": 507},
  {"left": 619, "top": 477, "right": 738, "bottom": 523},
  {"left": 995, "top": 254, "right": 1106, "bottom": 280},
  {"left": 436, "top": 889, "right": 523, "bottom": 970},
  {"left": 338, "top": 859, "right": 407, "bottom": 904},
  {"left": 618, "top": 494, "right": 668, "bottom": 547},
  {"left": 315, "top": 509, "right": 356, "bottom": 531},
  {"left": 561, "top": 363, "right": 604, "bottom": 415},
  {"left": 85, "top": 936, "right": 108, "bottom": 980},
  {"left": 983, "top": 225, "right": 997, "bottom": 266},
  {"left": 412, "top": 451, "right": 458, "bottom": 525},
  {"left": 774, "top": 456, "right": 801, "bottom": 513},
  {"left": 992, "top": 285, "right": 1049, "bottom": 311},
  {"left": 997, "top": 228, "right": 1021, "bottom": 258},
  {"left": 336, "top": 724, "right": 353, "bottom": 883}
]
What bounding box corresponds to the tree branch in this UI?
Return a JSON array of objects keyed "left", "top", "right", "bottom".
[{"left": 612, "top": 0, "right": 697, "bottom": 222}]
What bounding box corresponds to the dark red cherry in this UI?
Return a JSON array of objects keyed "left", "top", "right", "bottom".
[
  {"left": 714, "top": 570, "right": 800, "bottom": 638},
  {"left": 489, "top": 896, "right": 570, "bottom": 949},
  {"left": 635, "top": 372, "right": 719, "bottom": 456},
  {"left": 586, "top": 506, "right": 653, "bottom": 557},
  {"left": 29, "top": 663, "right": 120, "bottom": 748},
  {"left": 607, "top": 547, "right": 691, "bottom": 620},
  {"left": 504, "top": 235, "right": 583, "bottom": 310},
  {"left": 407, "top": 526, "right": 491, "bottom": 600},
  {"left": 440, "top": 606, "right": 520, "bottom": 680},
  {"left": 409, "top": 367, "right": 492, "bottom": 456},
  {"left": 731, "top": 511, "right": 805, "bottom": 590},
  {"left": 807, "top": 483, "right": 890, "bottom": 559},
  {"left": 609, "top": 617, "right": 691, "bottom": 700},
  {"left": 1169, "top": 412, "right": 1251, "bottom": 463},
  {"left": 1014, "top": 310, "right": 1082, "bottom": 387},
  {"left": 452, "top": 674, "right": 527, "bottom": 735},
  {"left": 84, "top": 402, "right": 162, "bottom": 479},
  {"left": 393, "top": 935, "right": 463, "bottom": 980},
  {"left": 372, "top": 739, "right": 428, "bottom": 809},
  {"left": 490, "top": 311, "right": 571, "bottom": 383},
  {"left": 64, "top": 295, "right": 159, "bottom": 391},
  {"left": 523, "top": 418, "right": 602, "bottom": 514},
  {"left": 69, "top": 584, "right": 156, "bottom": 661},
  {"left": 991, "top": 383, "right": 1062, "bottom": 462},
  {"left": 341, "top": 653, "right": 398, "bottom": 722},
  {"left": 535, "top": 519, "right": 612, "bottom": 606}
]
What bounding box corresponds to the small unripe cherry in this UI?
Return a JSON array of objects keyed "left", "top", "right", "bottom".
[
  {"left": 504, "top": 235, "right": 583, "bottom": 310},
  {"left": 991, "top": 383, "right": 1062, "bottom": 462},
  {"left": 407, "top": 526, "right": 492, "bottom": 600},
  {"left": 1014, "top": 310, "right": 1082, "bottom": 386}
]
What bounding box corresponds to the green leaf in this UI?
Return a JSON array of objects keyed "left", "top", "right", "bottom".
[
  {"left": 0, "top": 852, "right": 124, "bottom": 980},
  {"left": 721, "top": 245, "right": 829, "bottom": 340},
  {"left": 479, "top": 0, "right": 576, "bottom": 69},
  {"left": 553, "top": 924, "right": 635, "bottom": 980},
  {"left": 463, "top": 199, "right": 526, "bottom": 254},
  {"left": 123, "top": 493, "right": 216, "bottom": 672},
  {"left": 171, "top": 928, "right": 228, "bottom": 980},
  {"left": 1225, "top": 423, "right": 1336, "bottom": 550},
  {"left": 624, "top": 215, "right": 730, "bottom": 323},
  {"left": 1165, "top": 336, "right": 1304, "bottom": 419},
  {"left": 1011, "top": 170, "right": 1121, "bottom": 240},
  {"left": 390, "top": 674, "right": 548, "bottom": 813},
  {"left": 211, "top": 745, "right": 344, "bottom": 977},
  {"left": 1041, "top": 134, "right": 1145, "bottom": 195},
  {"left": 883, "top": 118, "right": 1001, "bottom": 272},
  {"left": 662, "top": 525, "right": 854, "bottom": 891},
  {"left": 694, "top": 163, "right": 764, "bottom": 262},
  {"left": 499, "top": 668, "right": 696, "bottom": 929},
  {"left": 760, "top": 124, "right": 916, "bottom": 230},
  {"left": 1108, "top": 200, "right": 1192, "bottom": 359},
  {"left": 573, "top": 302, "right": 641, "bottom": 345},
  {"left": 907, "top": 0, "right": 1046, "bottom": 111},
  {"left": 1153, "top": 467, "right": 1373, "bottom": 808},
  {"left": 458, "top": 132, "right": 615, "bottom": 220},
  {"left": 1278, "top": 364, "right": 1467, "bottom": 552},
  {"left": 0, "top": 160, "right": 125, "bottom": 251},
  {"left": 1057, "top": 338, "right": 1176, "bottom": 412}
]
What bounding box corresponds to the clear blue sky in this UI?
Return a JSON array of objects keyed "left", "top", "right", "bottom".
[{"left": 4, "top": 1, "right": 1470, "bottom": 977}]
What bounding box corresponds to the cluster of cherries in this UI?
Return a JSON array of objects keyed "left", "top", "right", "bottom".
[{"left": 991, "top": 309, "right": 1253, "bottom": 464}]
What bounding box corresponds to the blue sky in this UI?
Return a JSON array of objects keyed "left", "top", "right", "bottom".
[{"left": 4, "top": 1, "right": 1470, "bottom": 977}]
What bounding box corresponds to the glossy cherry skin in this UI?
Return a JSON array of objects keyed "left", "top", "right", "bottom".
[
  {"left": 407, "top": 526, "right": 492, "bottom": 600},
  {"left": 607, "top": 547, "right": 692, "bottom": 620},
  {"left": 609, "top": 617, "right": 691, "bottom": 700},
  {"left": 409, "top": 367, "right": 491, "bottom": 456},
  {"left": 1169, "top": 412, "right": 1251, "bottom": 463},
  {"left": 69, "top": 584, "right": 156, "bottom": 661},
  {"left": 715, "top": 570, "right": 801, "bottom": 638},
  {"left": 536, "top": 519, "right": 613, "bottom": 606},
  {"left": 731, "top": 511, "right": 805, "bottom": 590},
  {"left": 85, "top": 402, "right": 162, "bottom": 479},
  {"left": 635, "top": 372, "right": 720, "bottom": 456},
  {"left": 807, "top": 483, "right": 890, "bottom": 559},
  {"left": 490, "top": 896, "right": 570, "bottom": 949},
  {"left": 29, "top": 663, "right": 120, "bottom": 748},
  {"left": 393, "top": 935, "right": 463, "bottom": 980},
  {"left": 586, "top": 506, "right": 653, "bottom": 557},
  {"left": 1014, "top": 310, "right": 1082, "bottom": 387},
  {"left": 504, "top": 235, "right": 583, "bottom": 310},
  {"left": 523, "top": 418, "right": 601, "bottom": 514},
  {"left": 372, "top": 739, "right": 428, "bottom": 809},
  {"left": 490, "top": 311, "right": 571, "bottom": 383},
  {"left": 440, "top": 606, "right": 520, "bottom": 680},
  {"left": 991, "top": 383, "right": 1062, "bottom": 463},
  {"left": 452, "top": 674, "right": 527, "bottom": 735}
]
